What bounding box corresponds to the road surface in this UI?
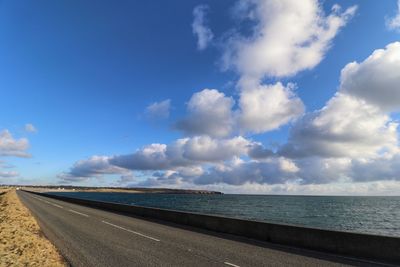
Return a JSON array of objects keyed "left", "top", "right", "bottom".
[{"left": 18, "top": 190, "right": 386, "bottom": 267}]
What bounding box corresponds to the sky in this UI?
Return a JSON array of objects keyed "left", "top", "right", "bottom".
[{"left": 1, "top": 0, "right": 400, "bottom": 195}]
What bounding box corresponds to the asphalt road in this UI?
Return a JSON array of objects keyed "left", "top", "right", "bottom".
[{"left": 18, "top": 191, "right": 387, "bottom": 267}]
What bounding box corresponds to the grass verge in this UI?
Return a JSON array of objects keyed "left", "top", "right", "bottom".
[{"left": 0, "top": 189, "right": 66, "bottom": 267}]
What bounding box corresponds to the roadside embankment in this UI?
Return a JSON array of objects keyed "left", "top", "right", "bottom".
[
  {"left": 0, "top": 189, "right": 65, "bottom": 267},
  {"left": 0, "top": 187, "right": 9, "bottom": 195}
]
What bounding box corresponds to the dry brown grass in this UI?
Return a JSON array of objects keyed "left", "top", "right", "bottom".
[
  {"left": 0, "top": 189, "right": 66, "bottom": 267},
  {"left": 0, "top": 187, "right": 10, "bottom": 195}
]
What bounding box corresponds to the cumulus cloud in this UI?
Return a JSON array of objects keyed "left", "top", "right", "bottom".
[
  {"left": 0, "top": 130, "right": 30, "bottom": 158},
  {"left": 340, "top": 42, "right": 400, "bottom": 112},
  {"left": 176, "top": 83, "right": 304, "bottom": 136},
  {"left": 280, "top": 93, "right": 398, "bottom": 158},
  {"left": 25, "top": 123, "right": 37, "bottom": 133},
  {"left": 192, "top": 5, "right": 214, "bottom": 50},
  {"left": 115, "top": 174, "right": 136, "bottom": 185},
  {"left": 0, "top": 171, "right": 19, "bottom": 178},
  {"left": 188, "top": 156, "right": 349, "bottom": 186},
  {"left": 110, "top": 142, "right": 187, "bottom": 171},
  {"left": 247, "top": 143, "right": 274, "bottom": 159},
  {"left": 134, "top": 153, "right": 399, "bottom": 187},
  {"left": 176, "top": 89, "right": 235, "bottom": 137},
  {"left": 145, "top": 99, "right": 171, "bottom": 119},
  {"left": 182, "top": 135, "right": 251, "bottom": 162},
  {"left": 58, "top": 156, "right": 130, "bottom": 182},
  {"left": 280, "top": 42, "right": 400, "bottom": 160},
  {"left": 238, "top": 82, "right": 304, "bottom": 134},
  {"left": 183, "top": 0, "right": 355, "bottom": 137},
  {"left": 109, "top": 136, "right": 254, "bottom": 171},
  {"left": 137, "top": 170, "right": 184, "bottom": 187},
  {"left": 136, "top": 157, "right": 297, "bottom": 187},
  {"left": 295, "top": 157, "right": 351, "bottom": 184},
  {"left": 386, "top": 0, "right": 400, "bottom": 31},
  {"left": 350, "top": 155, "right": 400, "bottom": 182},
  {"left": 222, "top": 0, "right": 357, "bottom": 80},
  {"left": 194, "top": 157, "right": 298, "bottom": 185}
]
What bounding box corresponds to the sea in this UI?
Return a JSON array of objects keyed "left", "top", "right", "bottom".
[{"left": 48, "top": 192, "right": 400, "bottom": 237}]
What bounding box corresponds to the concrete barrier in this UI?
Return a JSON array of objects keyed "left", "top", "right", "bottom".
[{"left": 24, "top": 190, "right": 400, "bottom": 264}]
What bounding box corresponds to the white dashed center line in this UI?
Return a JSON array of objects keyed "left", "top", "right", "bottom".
[
  {"left": 51, "top": 203, "right": 64, "bottom": 209},
  {"left": 102, "top": 220, "right": 160, "bottom": 242},
  {"left": 68, "top": 209, "right": 89, "bottom": 217},
  {"left": 224, "top": 262, "right": 240, "bottom": 267}
]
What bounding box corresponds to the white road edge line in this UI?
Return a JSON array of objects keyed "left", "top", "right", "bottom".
[
  {"left": 224, "top": 262, "right": 240, "bottom": 267},
  {"left": 101, "top": 220, "right": 160, "bottom": 242},
  {"left": 68, "top": 209, "right": 89, "bottom": 217}
]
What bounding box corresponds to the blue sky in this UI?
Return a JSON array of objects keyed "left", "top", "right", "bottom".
[{"left": 1, "top": 0, "right": 400, "bottom": 194}]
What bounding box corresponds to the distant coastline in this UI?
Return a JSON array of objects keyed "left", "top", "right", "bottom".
[{"left": 4, "top": 185, "right": 223, "bottom": 195}]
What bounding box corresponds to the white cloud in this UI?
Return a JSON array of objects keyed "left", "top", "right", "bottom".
[
  {"left": 280, "top": 93, "right": 398, "bottom": 158},
  {"left": 182, "top": 135, "right": 251, "bottom": 162},
  {"left": 247, "top": 143, "right": 274, "bottom": 159},
  {"left": 115, "top": 174, "right": 136, "bottom": 185},
  {"left": 132, "top": 151, "right": 400, "bottom": 188},
  {"left": 350, "top": 155, "right": 400, "bottom": 182},
  {"left": 175, "top": 165, "right": 204, "bottom": 178},
  {"left": 194, "top": 157, "right": 298, "bottom": 185},
  {"left": 109, "top": 136, "right": 254, "bottom": 171},
  {"left": 0, "top": 171, "right": 19, "bottom": 178},
  {"left": 176, "top": 89, "right": 235, "bottom": 137},
  {"left": 58, "top": 156, "right": 130, "bottom": 182},
  {"left": 222, "top": 0, "right": 357, "bottom": 80},
  {"left": 238, "top": 82, "right": 304, "bottom": 134},
  {"left": 25, "top": 123, "right": 37, "bottom": 133},
  {"left": 340, "top": 42, "right": 400, "bottom": 112},
  {"left": 0, "top": 130, "right": 30, "bottom": 158},
  {"left": 295, "top": 157, "right": 351, "bottom": 184},
  {"left": 176, "top": 83, "right": 304, "bottom": 136},
  {"left": 192, "top": 5, "right": 214, "bottom": 50},
  {"left": 109, "top": 142, "right": 187, "bottom": 171},
  {"left": 145, "top": 99, "right": 171, "bottom": 119},
  {"left": 185, "top": 0, "right": 354, "bottom": 136},
  {"left": 280, "top": 42, "right": 400, "bottom": 160},
  {"left": 386, "top": 0, "right": 400, "bottom": 31},
  {"left": 137, "top": 170, "right": 185, "bottom": 187},
  {"left": 185, "top": 156, "right": 348, "bottom": 186}
]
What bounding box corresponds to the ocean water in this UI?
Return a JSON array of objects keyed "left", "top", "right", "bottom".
[{"left": 48, "top": 192, "right": 400, "bottom": 237}]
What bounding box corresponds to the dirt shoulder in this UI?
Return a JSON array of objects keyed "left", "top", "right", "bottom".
[{"left": 0, "top": 189, "right": 66, "bottom": 267}]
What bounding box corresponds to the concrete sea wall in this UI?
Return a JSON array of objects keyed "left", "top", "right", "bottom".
[{"left": 25, "top": 190, "right": 400, "bottom": 264}]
